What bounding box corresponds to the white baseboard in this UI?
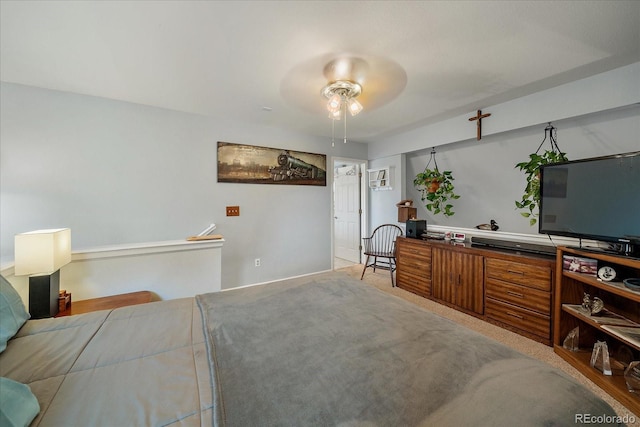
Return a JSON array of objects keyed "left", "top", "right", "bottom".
[{"left": 223, "top": 269, "right": 334, "bottom": 292}]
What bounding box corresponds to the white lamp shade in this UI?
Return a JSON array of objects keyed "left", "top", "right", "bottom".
[{"left": 14, "top": 228, "right": 71, "bottom": 276}]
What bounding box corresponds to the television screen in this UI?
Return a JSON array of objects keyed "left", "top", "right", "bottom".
[{"left": 539, "top": 151, "right": 640, "bottom": 247}]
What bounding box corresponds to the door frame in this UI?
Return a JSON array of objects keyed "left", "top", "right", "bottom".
[{"left": 331, "top": 156, "right": 368, "bottom": 269}]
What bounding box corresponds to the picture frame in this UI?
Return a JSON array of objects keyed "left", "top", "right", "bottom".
[{"left": 217, "top": 141, "right": 326, "bottom": 186}]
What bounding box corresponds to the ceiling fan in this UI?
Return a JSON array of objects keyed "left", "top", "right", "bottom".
[{"left": 281, "top": 53, "right": 407, "bottom": 144}]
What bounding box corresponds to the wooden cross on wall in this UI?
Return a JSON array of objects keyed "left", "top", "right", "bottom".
[{"left": 468, "top": 110, "right": 491, "bottom": 140}]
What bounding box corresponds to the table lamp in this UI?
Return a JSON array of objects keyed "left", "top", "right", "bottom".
[{"left": 15, "top": 228, "right": 71, "bottom": 318}]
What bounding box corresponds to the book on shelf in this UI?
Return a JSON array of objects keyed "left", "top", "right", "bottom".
[
  {"left": 600, "top": 325, "right": 640, "bottom": 348},
  {"left": 563, "top": 304, "right": 638, "bottom": 327}
]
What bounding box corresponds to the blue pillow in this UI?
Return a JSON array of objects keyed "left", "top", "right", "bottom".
[
  {"left": 0, "top": 377, "right": 40, "bottom": 427},
  {"left": 0, "top": 275, "right": 30, "bottom": 353}
]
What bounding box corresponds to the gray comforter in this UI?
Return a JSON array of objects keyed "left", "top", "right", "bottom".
[
  {"left": 1, "top": 271, "right": 621, "bottom": 426},
  {"left": 0, "top": 298, "right": 212, "bottom": 426},
  {"left": 196, "top": 271, "right": 620, "bottom": 426}
]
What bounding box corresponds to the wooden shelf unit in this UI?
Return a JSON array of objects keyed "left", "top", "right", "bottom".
[
  {"left": 367, "top": 167, "right": 392, "bottom": 191},
  {"left": 553, "top": 246, "right": 640, "bottom": 415}
]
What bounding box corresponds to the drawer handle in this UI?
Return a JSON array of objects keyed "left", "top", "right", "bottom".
[
  {"left": 506, "top": 291, "right": 525, "bottom": 299},
  {"left": 507, "top": 270, "right": 525, "bottom": 276},
  {"left": 506, "top": 311, "right": 524, "bottom": 320}
]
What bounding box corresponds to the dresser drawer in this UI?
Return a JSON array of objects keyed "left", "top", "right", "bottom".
[
  {"left": 397, "top": 256, "right": 430, "bottom": 278},
  {"left": 486, "top": 298, "right": 550, "bottom": 340},
  {"left": 397, "top": 240, "right": 431, "bottom": 260},
  {"left": 485, "top": 278, "right": 551, "bottom": 315},
  {"left": 397, "top": 271, "right": 430, "bottom": 297},
  {"left": 397, "top": 239, "right": 431, "bottom": 297},
  {"left": 485, "top": 258, "right": 551, "bottom": 291}
]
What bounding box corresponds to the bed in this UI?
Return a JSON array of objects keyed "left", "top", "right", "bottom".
[{"left": 0, "top": 272, "right": 622, "bottom": 426}]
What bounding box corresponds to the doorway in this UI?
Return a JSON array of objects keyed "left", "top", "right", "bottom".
[{"left": 332, "top": 158, "right": 367, "bottom": 269}]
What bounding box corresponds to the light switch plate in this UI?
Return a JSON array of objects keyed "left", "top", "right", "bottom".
[{"left": 226, "top": 206, "right": 240, "bottom": 216}]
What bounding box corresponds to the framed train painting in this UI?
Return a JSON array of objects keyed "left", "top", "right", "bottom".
[{"left": 217, "top": 141, "right": 327, "bottom": 186}]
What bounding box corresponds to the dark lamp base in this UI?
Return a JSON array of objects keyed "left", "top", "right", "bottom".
[{"left": 29, "top": 270, "right": 60, "bottom": 319}]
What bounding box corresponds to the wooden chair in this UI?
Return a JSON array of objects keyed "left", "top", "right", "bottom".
[{"left": 360, "top": 224, "right": 404, "bottom": 287}]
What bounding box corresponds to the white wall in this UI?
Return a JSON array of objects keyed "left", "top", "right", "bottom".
[
  {"left": 405, "top": 108, "right": 639, "bottom": 234},
  {"left": 368, "top": 154, "right": 407, "bottom": 233},
  {"left": 367, "top": 63, "right": 640, "bottom": 242},
  {"left": 368, "top": 62, "right": 640, "bottom": 159},
  {"left": 0, "top": 83, "right": 368, "bottom": 289},
  {"left": 2, "top": 62, "right": 637, "bottom": 291}
]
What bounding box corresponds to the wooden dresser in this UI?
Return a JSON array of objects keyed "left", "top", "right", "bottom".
[{"left": 396, "top": 237, "right": 556, "bottom": 345}]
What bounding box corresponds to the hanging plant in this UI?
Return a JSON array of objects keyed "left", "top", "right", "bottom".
[
  {"left": 515, "top": 123, "right": 568, "bottom": 226},
  {"left": 414, "top": 148, "right": 460, "bottom": 217}
]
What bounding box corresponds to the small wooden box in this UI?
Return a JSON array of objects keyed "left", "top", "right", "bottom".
[
  {"left": 398, "top": 207, "right": 417, "bottom": 222},
  {"left": 58, "top": 291, "right": 71, "bottom": 313}
]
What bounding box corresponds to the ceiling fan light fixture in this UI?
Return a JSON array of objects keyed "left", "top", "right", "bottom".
[
  {"left": 321, "top": 80, "right": 362, "bottom": 105},
  {"left": 329, "top": 109, "right": 342, "bottom": 120},
  {"left": 347, "top": 98, "right": 363, "bottom": 116},
  {"left": 321, "top": 80, "right": 363, "bottom": 146},
  {"left": 327, "top": 93, "right": 342, "bottom": 113}
]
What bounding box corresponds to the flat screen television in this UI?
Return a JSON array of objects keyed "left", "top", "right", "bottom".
[{"left": 539, "top": 151, "right": 640, "bottom": 256}]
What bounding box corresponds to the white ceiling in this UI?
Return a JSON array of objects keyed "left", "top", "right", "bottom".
[{"left": 1, "top": 1, "right": 639, "bottom": 144}]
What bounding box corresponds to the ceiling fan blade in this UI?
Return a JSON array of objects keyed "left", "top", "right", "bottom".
[{"left": 281, "top": 53, "right": 407, "bottom": 114}]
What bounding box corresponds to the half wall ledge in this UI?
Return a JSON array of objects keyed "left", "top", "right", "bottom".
[{"left": 1, "top": 238, "right": 225, "bottom": 305}]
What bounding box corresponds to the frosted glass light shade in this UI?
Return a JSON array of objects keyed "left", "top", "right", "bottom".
[
  {"left": 328, "top": 109, "right": 342, "bottom": 120},
  {"left": 326, "top": 94, "right": 342, "bottom": 113},
  {"left": 15, "top": 228, "right": 71, "bottom": 276},
  {"left": 347, "top": 98, "right": 363, "bottom": 116}
]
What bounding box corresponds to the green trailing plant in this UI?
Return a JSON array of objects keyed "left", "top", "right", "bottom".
[
  {"left": 515, "top": 123, "right": 568, "bottom": 226},
  {"left": 414, "top": 148, "right": 460, "bottom": 217}
]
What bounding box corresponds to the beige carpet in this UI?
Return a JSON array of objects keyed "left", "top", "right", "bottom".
[{"left": 340, "top": 264, "right": 639, "bottom": 426}]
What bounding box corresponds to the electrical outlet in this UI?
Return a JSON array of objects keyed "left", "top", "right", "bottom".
[
  {"left": 226, "top": 206, "right": 240, "bottom": 216},
  {"left": 254, "top": 258, "right": 261, "bottom": 267}
]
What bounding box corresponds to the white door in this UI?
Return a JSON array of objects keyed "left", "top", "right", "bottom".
[{"left": 334, "top": 164, "right": 361, "bottom": 263}]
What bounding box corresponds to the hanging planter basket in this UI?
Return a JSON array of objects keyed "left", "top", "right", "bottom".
[
  {"left": 414, "top": 148, "right": 460, "bottom": 217},
  {"left": 427, "top": 179, "right": 441, "bottom": 194},
  {"left": 515, "top": 123, "right": 568, "bottom": 226}
]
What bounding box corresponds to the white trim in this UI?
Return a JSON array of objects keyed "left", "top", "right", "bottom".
[
  {"left": 0, "top": 265, "right": 15, "bottom": 276},
  {"left": 72, "top": 239, "right": 225, "bottom": 261},
  {"left": 330, "top": 156, "right": 368, "bottom": 269},
  {"left": 1, "top": 238, "right": 225, "bottom": 274},
  {"left": 222, "top": 269, "right": 333, "bottom": 292}
]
